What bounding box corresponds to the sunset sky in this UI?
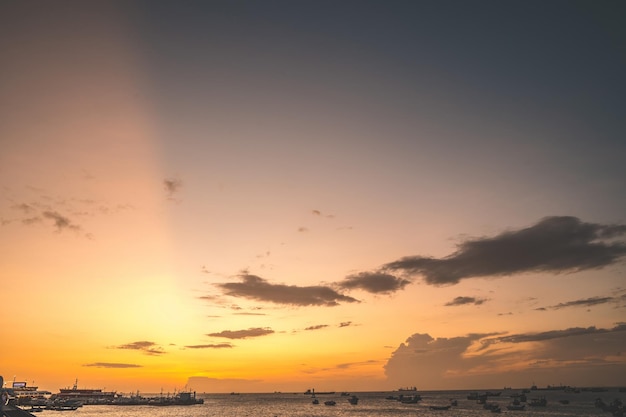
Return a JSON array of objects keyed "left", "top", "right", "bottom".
[{"left": 1, "top": 0, "right": 625, "bottom": 394}]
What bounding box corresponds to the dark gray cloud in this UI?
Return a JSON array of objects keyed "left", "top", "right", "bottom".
[
  {"left": 112, "top": 341, "right": 165, "bottom": 355},
  {"left": 338, "top": 272, "right": 410, "bottom": 294},
  {"left": 305, "top": 324, "right": 328, "bottom": 331},
  {"left": 83, "top": 363, "right": 142, "bottom": 368},
  {"left": 185, "top": 343, "right": 234, "bottom": 349},
  {"left": 445, "top": 296, "right": 488, "bottom": 306},
  {"left": 43, "top": 210, "right": 81, "bottom": 232},
  {"left": 207, "top": 327, "right": 274, "bottom": 339},
  {"left": 383, "top": 216, "right": 626, "bottom": 285},
  {"left": 217, "top": 274, "right": 359, "bottom": 306},
  {"left": 339, "top": 321, "right": 352, "bottom": 327},
  {"left": 83, "top": 362, "right": 142, "bottom": 369}
]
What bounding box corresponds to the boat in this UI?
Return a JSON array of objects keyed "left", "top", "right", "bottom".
[
  {"left": 311, "top": 398, "right": 319, "bottom": 405},
  {"left": 304, "top": 389, "right": 334, "bottom": 395},
  {"left": 324, "top": 400, "right": 336, "bottom": 406},
  {"left": 51, "top": 379, "right": 116, "bottom": 405},
  {"left": 529, "top": 396, "right": 547, "bottom": 407},
  {"left": 348, "top": 395, "right": 359, "bottom": 405},
  {"left": 399, "top": 394, "right": 421, "bottom": 403},
  {"left": 507, "top": 403, "right": 526, "bottom": 410},
  {"left": 147, "top": 391, "right": 204, "bottom": 406},
  {"left": 10, "top": 381, "right": 52, "bottom": 406},
  {"left": 46, "top": 399, "right": 82, "bottom": 410}
]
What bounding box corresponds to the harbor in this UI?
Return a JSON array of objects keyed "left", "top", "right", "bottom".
[{"left": 2, "top": 375, "right": 626, "bottom": 417}]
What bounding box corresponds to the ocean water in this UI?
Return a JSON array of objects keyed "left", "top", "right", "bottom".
[{"left": 33, "top": 389, "right": 625, "bottom": 417}]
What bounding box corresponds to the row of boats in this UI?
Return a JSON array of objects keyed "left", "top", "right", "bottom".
[{"left": 6, "top": 379, "right": 204, "bottom": 409}]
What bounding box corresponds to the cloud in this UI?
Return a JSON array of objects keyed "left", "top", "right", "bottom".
[
  {"left": 384, "top": 324, "right": 626, "bottom": 389},
  {"left": 492, "top": 324, "right": 626, "bottom": 344},
  {"left": 207, "top": 327, "right": 274, "bottom": 339},
  {"left": 338, "top": 272, "right": 411, "bottom": 294},
  {"left": 12, "top": 203, "right": 34, "bottom": 213},
  {"left": 216, "top": 274, "right": 359, "bottom": 306},
  {"left": 112, "top": 341, "right": 165, "bottom": 355},
  {"left": 298, "top": 227, "right": 308, "bottom": 233},
  {"left": 163, "top": 177, "right": 182, "bottom": 198},
  {"left": 339, "top": 321, "right": 352, "bottom": 327},
  {"left": 312, "top": 209, "right": 334, "bottom": 218},
  {"left": 83, "top": 363, "right": 142, "bottom": 368},
  {"left": 184, "top": 343, "right": 234, "bottom": 349},
  {"left": 445, "top": 296, "right": 488, "bottom": 306},
  {"left": 305, "top": 324, "right": 329, "bottom": 331},
  {"left": 383, "top": 216, "right": 626, "bottom": 285},
  {"left": 538, "top": 295, "right": 622, "bottom": 311},
  {"left": 42, "top": 210, "right": 81, "bottom": 232}
]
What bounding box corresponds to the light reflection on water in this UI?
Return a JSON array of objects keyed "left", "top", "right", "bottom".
[{"left": 42, "top": 389, "right": 624, "bottom": 417}]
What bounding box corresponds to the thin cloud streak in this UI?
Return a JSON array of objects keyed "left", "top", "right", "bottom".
[
  {"left": 207, "top": 327, "right": 274, "bottom": 339},
  {"left": 445, "top": 296, "right": 488, "bottom": 307},
  {"left": 537, "top": 296, "right": 622, "bottom": 311},
  {"left": 383, "top": 216, "right": 626, "bottom": 285},
  {"left": 112, "top": 341, "right": 166, "bottom": 355},
  {"left": 185, "top": 343, "right": 234, "bottom": 349},
  {"left": 83, "top": 363, "right": 142, "bottom": 368}
]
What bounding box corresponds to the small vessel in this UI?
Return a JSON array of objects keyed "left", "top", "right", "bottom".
[
  {"left": 529, "top": 396, "right": 547, "bottom": 407},
  {"left": 348, "top": 395, "right": 359, "bottom": 405},
  {"left": 324, "top": 400, "right": 336, "bottom": 406},
  {"left": 399, "top": 394, "right": 421, "bottom": 403},
  {"left": 507, "top": 403, "right": 526, "bottom": 410}
]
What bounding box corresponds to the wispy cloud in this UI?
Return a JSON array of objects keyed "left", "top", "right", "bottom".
[
  {"left": 163, "top": 177, "right": 182, "bottom": 200},
  {"left": 445, "top": 296, "right": 488, "bottom": 307},
  {"left": 184, "top": 343, "right": 234, "bottom": 349},
  {"left": 492, "top": 324, "right": 626, "bottom": 344},
  {"left": 312, "top": 209, "right": 335, "bottom": 219},
  {"left": 304, "top": 324, "right": 329, "bottom": 331},
  {"left": 383, "top": 216, "right": 626, "bottom": 285},
  {"left": 83, "top": 363, "right": 142, "bottom": 368},
  {"left": 216, "top": 274, "right": 359, "bottom": 306},
  {"left": 207, "top": 327, "right": 274, "bottom": 339},
  {"left": 339, "top": 321, "right": 353, "bottom": 327},
  {"left": 537, "top": 295, "right": 625, "bottom": 311},
  {"left": 112, "top": 341, "right": 166, "bottom": 355},
  {"left": 43, "top": 210, "right": 81, "bottom": 232},
  {"left": 338, "top": 272, "right": 410, "bottom": 294}
]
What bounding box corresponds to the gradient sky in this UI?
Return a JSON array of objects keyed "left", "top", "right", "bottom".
[{"left": 1, "top": 0, "right": 625, "bottom": 394}]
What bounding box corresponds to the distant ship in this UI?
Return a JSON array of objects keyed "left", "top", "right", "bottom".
[
  {"left": 10, "top": 381, "right": 52, "bottom": 406},
  {"left": 51, "top": 379, "right": 116, "bottom": 405}
]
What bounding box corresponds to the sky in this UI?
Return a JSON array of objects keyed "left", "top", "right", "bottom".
[{"left": 1, "top": 0, "right": 625, "bottom": 394}]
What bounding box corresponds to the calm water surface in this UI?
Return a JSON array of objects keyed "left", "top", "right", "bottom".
[{"left": 38, "top": 389, "right": 626, "bottom": 417}]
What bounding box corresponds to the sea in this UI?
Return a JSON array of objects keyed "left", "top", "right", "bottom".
[{"left": 29, "top": 388, "right": 626, "bottom": 417}]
